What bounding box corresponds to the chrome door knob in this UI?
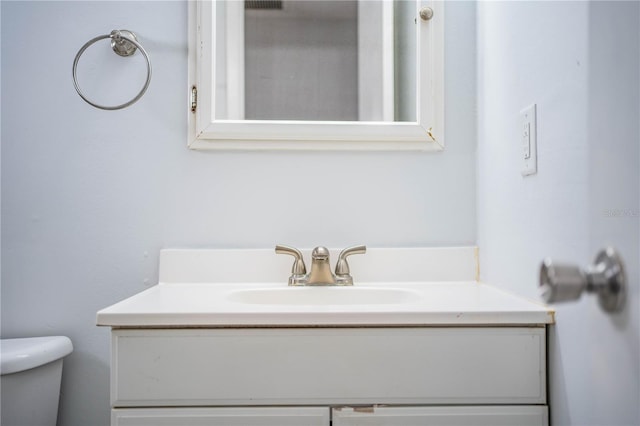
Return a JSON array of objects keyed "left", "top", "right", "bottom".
[
  {"left": 539, "top": 261, "right": 586, "bottom": 303},
  {"left": 539, "top": 247, "right": 626, "bottom": 313}
]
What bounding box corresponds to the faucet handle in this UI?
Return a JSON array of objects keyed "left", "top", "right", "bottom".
[
  {"left": 275, "top": 245, "right": 307, "bottom": 279},
  {"left": 335, "top": 245, "right": 366, "bottom": 284}
]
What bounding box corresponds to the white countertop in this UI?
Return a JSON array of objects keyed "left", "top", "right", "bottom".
[
  {"left": 97, "top": 248, "right": 553, "bottom": 327},
  {"left": 96, "top": 281, "right": 554, "bottom": 327}
]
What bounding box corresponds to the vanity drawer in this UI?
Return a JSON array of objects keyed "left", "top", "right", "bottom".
[{"left": 111, "top": 327, "right": 546, "bottom": 407}]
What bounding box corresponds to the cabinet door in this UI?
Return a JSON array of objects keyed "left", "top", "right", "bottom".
[
  {"left": 332, "top": 406, "right": 548, "bottom": 426},
  {"left": 112, "top": 407, "right": 330, "bottom": 426}
]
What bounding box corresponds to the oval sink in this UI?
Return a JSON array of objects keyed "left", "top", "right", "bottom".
[{"left": 226, "top": 287, "right": 420, "bottom": 306}]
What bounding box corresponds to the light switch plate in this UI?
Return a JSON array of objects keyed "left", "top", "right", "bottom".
[{"left": 520, "top": 104, "right": 537, "bottom": 176}]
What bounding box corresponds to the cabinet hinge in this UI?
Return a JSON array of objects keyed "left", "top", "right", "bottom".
[{"left": 190, "top": 86, "right": 198, "bottom": 113}]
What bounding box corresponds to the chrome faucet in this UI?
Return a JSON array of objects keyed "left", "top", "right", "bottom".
[{"left": 275, "top": 245, "right": 366, "bottom": 286}]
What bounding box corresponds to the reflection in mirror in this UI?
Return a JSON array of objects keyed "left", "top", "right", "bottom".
[{"left": 215, "top": 0, "right": 416, "bottom": 122}]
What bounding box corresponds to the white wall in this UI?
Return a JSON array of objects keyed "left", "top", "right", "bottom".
[
  {"left": 0, "top": 2, "right": 476, "bottom": 425},
  {"left": 477, "top": 1, "right": 639, "bottom": 424}
]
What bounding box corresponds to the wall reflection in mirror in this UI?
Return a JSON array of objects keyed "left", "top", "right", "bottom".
[{"left": 215, "top": 0, "right": 417, "bottom": 122}]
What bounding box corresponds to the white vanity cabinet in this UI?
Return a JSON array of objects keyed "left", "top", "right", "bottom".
[
  {"left": 108, "top": 327, "right": 548, "bottom": 426},
  {"left": 98, "top": 249, "right": 553, "bottom": 426}
]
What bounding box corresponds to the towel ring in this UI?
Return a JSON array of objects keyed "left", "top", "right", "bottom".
[{"left": 72, "top": 30, "right": 152, "bottom": 110}]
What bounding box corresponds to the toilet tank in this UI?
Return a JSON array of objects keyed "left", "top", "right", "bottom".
[{"left": 1, "top": 336, "right": 73, "bottom": 426}]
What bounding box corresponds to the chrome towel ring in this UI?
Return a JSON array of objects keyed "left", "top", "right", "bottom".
[{"left": 72, "top": 30, "right": 152, "bottom": 110}]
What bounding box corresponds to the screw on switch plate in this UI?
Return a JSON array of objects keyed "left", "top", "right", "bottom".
[{"left": 521, "top": 104, "right": 537, "bottom": 176}]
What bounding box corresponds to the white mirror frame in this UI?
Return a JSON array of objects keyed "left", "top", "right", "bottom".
[{"left": 187, "top": 0, "right": 444, "bottom": 151}]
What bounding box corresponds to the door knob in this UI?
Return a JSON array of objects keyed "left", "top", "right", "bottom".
[{"left": 539, "top": 247, "right": 626, "bottom": 313}]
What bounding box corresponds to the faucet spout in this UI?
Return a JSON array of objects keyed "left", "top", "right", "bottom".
[{"left": 307, "top": 246, "right": 336, "bottom": 285}]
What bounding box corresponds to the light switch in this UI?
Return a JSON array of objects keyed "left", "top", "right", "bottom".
[
  {"left": 523, "top": 122, "right": 531, "bottom": 159},
  {"left": 520, "top": 104, "right": 537, "bottom": 176}
]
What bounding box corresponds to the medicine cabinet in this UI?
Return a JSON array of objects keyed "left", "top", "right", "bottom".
[{"left": 187, "top": 0, "right": 444, "bottom": 150}]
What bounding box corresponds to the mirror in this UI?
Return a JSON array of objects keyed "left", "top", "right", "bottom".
[
  {"left": 215, "top": 0, "right": 416, "bottom": 122},
  {"left": 188, "top": 0, "right": 443, "bottom": 150}
]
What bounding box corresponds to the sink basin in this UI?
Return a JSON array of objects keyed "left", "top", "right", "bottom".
[{"left": 226, "top": 287, "right": 420, "bottom": 306}]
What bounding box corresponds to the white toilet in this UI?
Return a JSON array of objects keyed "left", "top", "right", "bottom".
[{"left": 1, "top": 336, "right": 73, "bottom": 426}]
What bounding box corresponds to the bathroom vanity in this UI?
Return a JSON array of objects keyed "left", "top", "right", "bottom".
[{"left": 97, "top": 248, "right": 553, "bottom": 426}]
